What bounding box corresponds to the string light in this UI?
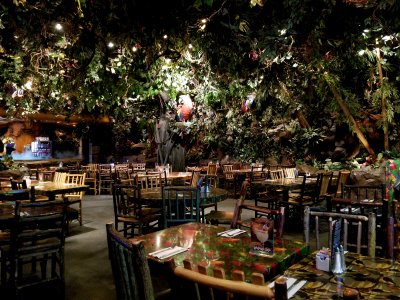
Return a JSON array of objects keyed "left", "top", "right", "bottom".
[
  {"left": 108, "top": 42, "right": 114, "bottom": 48},
  {"left": 132, "top": 46, "right": 138, "bottom": 52},
  {"left": 188, "top": 44, "right": 193, "bottom": 49},
  {"left": 163, "top": 34, "right": 168, "bottom": 39},
  {"left": 55, "top": 23, "right": 63, "bottom": 31}
]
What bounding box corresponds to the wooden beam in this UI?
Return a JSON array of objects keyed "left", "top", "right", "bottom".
[{"left": 0, "top": 108, "right": 111, "bottom": 125}]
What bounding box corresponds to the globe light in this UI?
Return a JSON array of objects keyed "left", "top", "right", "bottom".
[{"left": 55, "top": 23, "right": 63, "bottom": 31}]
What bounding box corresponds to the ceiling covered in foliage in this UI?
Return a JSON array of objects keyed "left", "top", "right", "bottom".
[{"left": 1, "top": 0, "right": 400, "bottom": 162}]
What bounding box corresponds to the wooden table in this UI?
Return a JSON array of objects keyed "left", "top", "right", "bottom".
[
  {"left": 280, "top": 251, "right": 400, "bottom": 299},
  {"left": 253, "top": 178, "right": 317, "bottom": 202},
  {"left": 31, "top": 181, "right": 89, "bottom": 201},
  {"left": 133, "top": 222, "right": 310, "bottom": 282},
  {"left": 140, "top": 186, "right": 228, "bottom": 206}
]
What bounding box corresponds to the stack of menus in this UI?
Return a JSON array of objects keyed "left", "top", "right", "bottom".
[{"left": 250, "top": 218, "right": 274, "bottom": 257}]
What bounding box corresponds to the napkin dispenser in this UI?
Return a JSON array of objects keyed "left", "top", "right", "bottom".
[{"left": 316, "top": 248, "right": 330, "bottom": 272}]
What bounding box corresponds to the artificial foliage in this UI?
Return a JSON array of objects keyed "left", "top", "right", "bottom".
[{"left": 0, "top": 0, "right": 399, "bottom": 163}]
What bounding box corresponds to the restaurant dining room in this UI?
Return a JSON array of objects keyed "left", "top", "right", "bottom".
[{"left": 1, "top": 0, "right": 400, "bottom": 299}]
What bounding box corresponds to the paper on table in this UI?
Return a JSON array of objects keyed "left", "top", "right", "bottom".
[
  {"left": 288, "top": 280, "right": 307, "bottom": 299},
  {"left": 149, "top": 246, "right": 188, "bottom": 259},
  {"left": 268, "top": 277, "right": 307, "bottom": 299},
  {"left": 218, "top": 229, "right": 246, "bottom": 237}
]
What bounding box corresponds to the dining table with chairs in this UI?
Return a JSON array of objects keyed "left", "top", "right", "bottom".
[
  {"left": 132, "top": 222, "right": 310, "bottom": 282},
  {"left": 138, "top": 186, "right": 228, "bottom": 207}
]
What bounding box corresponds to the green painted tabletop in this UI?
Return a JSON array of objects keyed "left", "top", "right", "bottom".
[{"left": 133, "top": 222, "right": 309, "bottom": 282}]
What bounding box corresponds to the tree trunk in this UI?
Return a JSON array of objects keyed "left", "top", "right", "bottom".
[
  {"left": 376, "top": 49, "right": 389, "bottom": 151},
  {"left": 293, "top": 109, "right": 311, "bottom": 129},
  {"left": 324, "top": 74, "right": 376, "bottom": 157}
]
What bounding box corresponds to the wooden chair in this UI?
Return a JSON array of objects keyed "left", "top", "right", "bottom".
[
  {"left": 331, "top": 170, "right": 350, "bottom": 197},
  {"left": 81, "top": 164, "right": 98, "bottom": 195},
  {"left": 98, "top": 164, "right": 113, "bottom": 194},
  {"left": 115, "top": 167, "right": 134, "bottom": 186},
  {"left": 231, "top": 182, "right": 285, "bottom": 238},
  {"left": 335, "top": 183, "right": 386, "bottom": 255},
  {"left": 53, "top": 172, "right": 68, "bottom": 184},
  {"left": 132, "top": 162, "right": 146, "bottom": 171},
  {"left": 112, "top": 184, "right": 161, "bottom": 237},
  {"left": 341, "top": 183, "right": 385, "bottom": 202},
  {"left": 169, "top": 258, "right": 275, "bottom": 300},
  {"left": 162, "top": 186, "right": 200, "bottom": 228},
  {"left": 304, "top": 206, "right": 376, "bottom": 257},
  {"left": 269, "top": 169, "right": 284, "bottom": 180},
  {"left": 206, "top": 163, "right": 217, "bottom": 176},
  {"left": 386, "top": 200, "right": 400, "bottom": 260},
  {"left": 105, "top": 223, "right": 171, "bottom": 300},
  {"left": 222, "top": 164, "right": 237, "bottom": 197},
  {"left": 36, "top": 169, "right": 55, "bottom": 182},
  {"left": 64, "top": 173, "right": 86, "bottom": 226},
  {"left": 283, "top": 167, "right": 297, "bottom": 179},
  {"left": 10, "top": 179, "right": 27, "bottom": 190},
  {"left": 137, "top": 173, "right": 163, "bottom": 190},
  {"left": 204, "top": 180, "right": 249, "bottom": 226},
  {"left": 1, "top": 200, "right": 67, "bottom": 299}
]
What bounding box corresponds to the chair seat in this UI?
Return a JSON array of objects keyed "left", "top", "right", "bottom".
[
  {"left": 140, "top": 207, "right": 163, "bottom": 217},
  {"left": 117, "top": 213, "right": 161, "bottom": 224},
  {"left": 204, "top": 210, "right": 233, "bottom": 225}
]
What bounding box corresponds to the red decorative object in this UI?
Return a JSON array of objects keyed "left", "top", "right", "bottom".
[{"left": 177, "top": 95, "right": 193, "bottom": 121}]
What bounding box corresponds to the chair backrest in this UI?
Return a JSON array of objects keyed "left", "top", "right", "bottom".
[
  {"left": 304, "top": 206, "right": 376, "bottom": 257},
  {"left": 341, "top": 183, "right": 385, "bottom": 201},
  {"left": 10, "top": 200, "right": 67, "bottom": 290},
  {"left": 170, "top": 259, "right": 274, "bottom": 299},
  {"left": 207, "top": 163, "right": 217, "bottom": 176},
  {"left": 250, "top": 164, "right": 265, "bottom": 182},
  {"left": 64, "top": 173, "right": 86, "bottom": 199},
  {"left": 98, "top": 164, "right": 113, "bottom": 177},
  {"left": 162, "top": 186, "right": 200, "bottom": 228},
  {"left": 312, "top": 172, "right": 333, "bottom": 204},
  {"left": 231, "top": 181, "right": 285, "bottom": 238},
  {"left": 269, "top": 169, "right": 284, "bottom": 180},
  {"left": 283, "top": 167, "right": 297, "bottom": 179},
  {"left": 132, "top": 163, "right": 146, "bottom": 171},
  {"left": 116, "top": 167, "right": 132, "bottom": 182},
  {"left": 222, "top": 164, "right": 234, "bottom": 180},
  {"left": 189, "top": 170, "right": 202, "bottom": 187},
  {"left": 137, "top": 173, "right": 163, "bottom": 190},
  {"left": 81, "top": 165, "right": 97, "bottom": 179},
  {"left": 106, "top": 223, "right": 155, "bottom": 300},
  {"left": 53, "top": 172, "right": 67, "bottom": 184},
  {"left": 10, "top": 179, "right": 27, "bottom": 190},
  {"left": 332, "top": 170, "right": 350, "bottom": 197},
  {"left": 112, "top": 183, "right": 144, "bottom": 235},
  {"left": 36, "top": 169, "right": 55, "bottom": 182}
]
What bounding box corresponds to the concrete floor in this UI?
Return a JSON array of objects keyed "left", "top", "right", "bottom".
[{"left": 63, "top": 194, "right": 309, "bottom": 300}]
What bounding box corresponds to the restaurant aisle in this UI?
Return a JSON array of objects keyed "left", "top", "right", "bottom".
[{"left": 65, "top": 195, "right": 116, "bottom": 300}]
